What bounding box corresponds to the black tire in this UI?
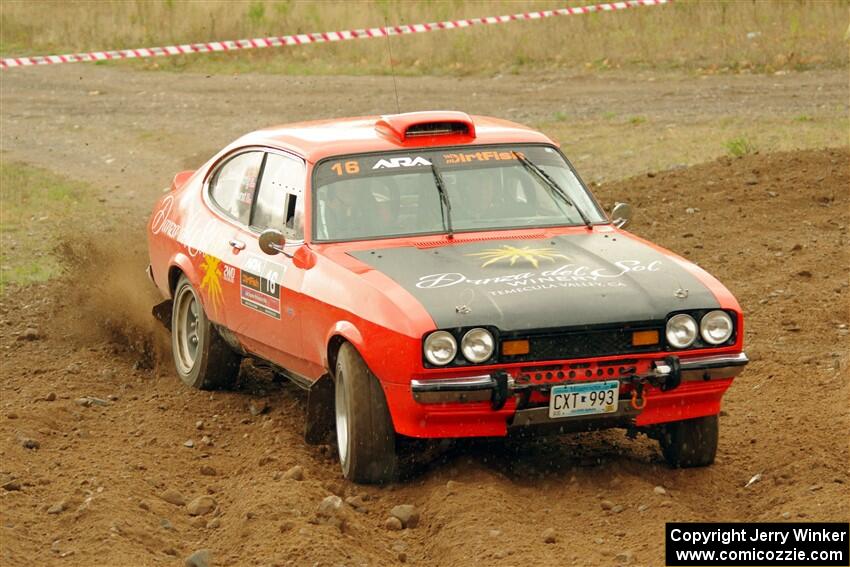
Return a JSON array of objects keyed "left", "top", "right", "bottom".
[
  {"left": 659, "top": 414, "right": 719, "bottom": 468},
  {"left": 334, "top": 343, "right": 397, "bottom": 483},
  {"left": 171, "top": 275, "right": 240, "bottom": 390}
]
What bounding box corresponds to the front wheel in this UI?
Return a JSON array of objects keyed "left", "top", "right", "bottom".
[
  {"left": 659, "top": 414, "right": 719, "bottom": 468},
  {"left": 171, "top": 275, "right": 240, "bottom": 390},
  {"left": 334, "top": 343, "right": 397, "bottom": 483}
]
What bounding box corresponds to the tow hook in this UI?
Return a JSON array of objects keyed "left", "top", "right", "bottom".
[
  {"left": 630, "top": 382, "right": 647, "bottom": 410},
  {"left": 491, "top": 371, "right": 509, "bottom": 410},
  {"left": 659, "top": 356, "right": 682, "bottom": 391},
  {"left": 625, "top": 356, "right": 682, "bottom": 410}
]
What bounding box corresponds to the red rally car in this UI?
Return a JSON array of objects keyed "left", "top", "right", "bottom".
[{"left": 146, "top": 111, "right": 748, "bottom": 483}]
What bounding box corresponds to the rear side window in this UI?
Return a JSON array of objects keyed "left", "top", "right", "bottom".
[
  {"left": 209, "top": 151, "right": 264, "bottom": 224},
  {"left": 252, "top": 152, "right": 305, "bottom": 239}
]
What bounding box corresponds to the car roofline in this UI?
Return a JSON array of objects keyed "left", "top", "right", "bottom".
[{"left": 227, "top": 113, "right": 556, "bottom": 164}]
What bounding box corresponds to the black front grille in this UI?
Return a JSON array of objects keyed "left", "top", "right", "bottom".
[{"left": 502, "top": 324, "right": 662, "bottom": 363}]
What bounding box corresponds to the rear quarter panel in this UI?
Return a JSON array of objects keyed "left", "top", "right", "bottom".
[{"left": 146, "top": 173, "right": 224, "bottom": 323}]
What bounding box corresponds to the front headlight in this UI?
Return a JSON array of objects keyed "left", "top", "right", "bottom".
[
  {"left": 424, "top": 331, "right": 457, "bottom": 366},
  {"left": 700, "top": 310, "right": 733, "bottom": 345},
  {"left": 666, "top": 314, "right": 697, "bottom": 349},
  {"left": 460, "top": 328, "right": 494, "bottom": 363}
]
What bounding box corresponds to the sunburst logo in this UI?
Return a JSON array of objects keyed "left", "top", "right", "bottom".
[
  {"left": 199, "top": 254, "right": 224, "bottom": 313},
  {"left": 467, "top": 245, "right": 569, "bottom": 268}
]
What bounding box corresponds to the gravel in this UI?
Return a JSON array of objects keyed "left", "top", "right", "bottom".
[
  {"left": 390, "top": 504, "right": 420, "bottom": 529},
  {"left": 187, "top": 496, "right": 217, "bottom": 516},
  {"left": 185, "top": 549, "right": 212, "bottom": 567},
  {"left": 248, "top": 401, "right": 268, "bottom": 416},
  {"left": 345, "top": 494, "right": 369, "bottom": 511},
  {"left": 282, "top": 465, "right": 304, "bottom": 481},
  {"left": 160, "top": 489, "right": 186, "bottom": 507},
  {"left": 317, "top": 495, "right": 343, "bottom": 518},
  {"left": 18, "top": 328, "right": 41, "bottom": 341},
  {"left": 47, "top": 500, "right": 67, "bottom": 514}
]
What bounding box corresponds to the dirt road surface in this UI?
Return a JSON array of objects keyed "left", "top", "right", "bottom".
[{"left": 1, "top": 66, "right": 848, "bottom": 566}]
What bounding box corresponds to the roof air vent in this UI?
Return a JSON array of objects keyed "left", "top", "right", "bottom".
[{"left": 375, "top": 111, "right": 476, "bottom": 143}]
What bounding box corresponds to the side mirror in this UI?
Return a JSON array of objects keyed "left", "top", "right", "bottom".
[
  {"left": 258, "top": 229, "right": 286, "bottom": 256},
  {"left": 611, "top": 202, "right": 633, "bottom": 229}
]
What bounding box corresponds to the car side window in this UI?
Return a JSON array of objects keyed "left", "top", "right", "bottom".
[
  {"left": 209, "top": 151, "right": 264, "bottom": 224},
  {"left": 252, "top": 152, "right": 306, "bottom": 240}
]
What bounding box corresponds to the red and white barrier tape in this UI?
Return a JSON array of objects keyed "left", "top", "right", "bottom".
[{"left": 1, "top": 0, "right": 670, "bottom": 70}]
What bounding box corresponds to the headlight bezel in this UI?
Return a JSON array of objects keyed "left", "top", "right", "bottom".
[
  {"left": 422, "top": 326, "right": 500, "bottom": 367},
  {"left": 665, "top": 309, "right": 738, "bottom": 350},
  {"left": 665, "top": 313, "right": 698, "bottom": 349},
  {"left": 699, "top": 309, "right": 734, "bottom": 345},
  {"left": 423, "top": 330, "right": 458, "bottom": 366},
  {"left": 460, "top": 327, "right": 495, "bottom": 363}
]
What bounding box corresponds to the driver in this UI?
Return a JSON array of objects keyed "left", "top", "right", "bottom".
[
  {"left": 323, "top": 182, "right": 376, "bottom": 239},
  {"left": 465, "top": 171, "right": 507, "bottom": 221}
]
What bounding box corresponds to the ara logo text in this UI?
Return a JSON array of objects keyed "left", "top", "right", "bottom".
[{"left": 372, "top": 156, "right": 432, "bottom": 169}]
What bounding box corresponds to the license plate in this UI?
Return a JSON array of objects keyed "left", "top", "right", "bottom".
[{"left": 549, "top": 380, "right": 619, "bottom": 419}]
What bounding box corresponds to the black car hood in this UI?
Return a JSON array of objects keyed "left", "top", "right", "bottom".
[{"left": 348, "top": 233, "right": 719, "bottom": 332}]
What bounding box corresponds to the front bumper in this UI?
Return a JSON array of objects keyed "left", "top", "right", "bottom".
[
  {"left": 411, "top": 352, "right": 748, "bottom": 405},
  {"left": 398, "top": 352, "right": 748, "bottom": 436}
]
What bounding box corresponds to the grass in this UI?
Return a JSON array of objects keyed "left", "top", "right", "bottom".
[
  {"left": 0, "top": 0, "right": 846, "bottom": 76},
  {"left": 0, "top": 160, "right": 91, "bottom": 292},
  {"left": 724, "top": 137, "right": 758, "bottom": 158}
]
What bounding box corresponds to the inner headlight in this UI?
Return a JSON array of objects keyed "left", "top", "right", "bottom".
[
  {"left": 700, "top": 310, "right": 733, "bottom": 345},
  {"left": 460, "top": 328, "right": 494, "bottom": 363},
  {"left": 424, "top": 331, "right": 457, "bottom": 366},
  {"left": 666, "top": 314, "right": 697, "bottom": 349}
]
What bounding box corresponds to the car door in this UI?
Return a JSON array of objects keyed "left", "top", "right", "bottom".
[
  {"left": 198, "top": 149, "right": 265, "bottom": 326},
  {"left": 227, "top": 150, "right": 309, "bottom": 376}
]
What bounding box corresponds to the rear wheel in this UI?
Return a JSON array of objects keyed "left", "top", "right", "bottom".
[
  {"left": 171, "top": 275, "right": 240, "bottom": 390},
  {"left": 334, "top": 343, "right": 397, "bottom": 483},
  {"left": 659, "top": 414, "right": 719, "bottom": 468}
]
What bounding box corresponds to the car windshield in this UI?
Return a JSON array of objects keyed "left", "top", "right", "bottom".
[{"left": 311, "top": 144, "right": 606, "bottom": 242}]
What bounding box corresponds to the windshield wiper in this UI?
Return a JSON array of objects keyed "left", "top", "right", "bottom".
[
  {"left": 430, "top": 161, "right": 454, "bottom": 239},
  {"left": 512, "top": 151, "right": 594, "bottom": 229}
]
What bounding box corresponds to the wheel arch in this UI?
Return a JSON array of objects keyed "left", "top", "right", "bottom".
[
  {"left": 166, "top": 253, "right": 198, "bottom": 299},
  {"left": 305, "top": 323, "right": 368, "bottom": 447},
  {"left": 325, "top": 321, "right": 366, "bottom": 376}
]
